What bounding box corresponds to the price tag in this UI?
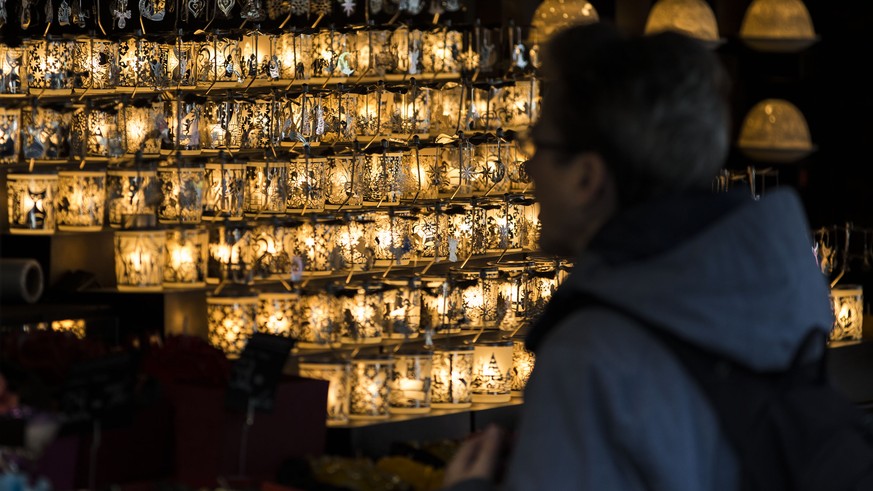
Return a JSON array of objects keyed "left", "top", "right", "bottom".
[
  {"left": 60, "top": 353, "right": 136, "bottom": 422},
  {"left": 225, "top": 333, "right": 296, "bottom": 412}
]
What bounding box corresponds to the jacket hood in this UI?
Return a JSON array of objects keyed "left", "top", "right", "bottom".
[{"left": 562, "top": 188, "right": 834, "bottom": 371}]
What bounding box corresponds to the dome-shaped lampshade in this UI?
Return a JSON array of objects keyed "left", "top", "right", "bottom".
[
  {"left": 644, "top": 0, "right": 723, "bottom": 48},
  {"left": 531, "top": 0, "right": 599, "bottom": 43},
  {"left": 740, "top": 0, "right": 818, "bottom": 53},
  {"left": 737, "top": 99, "right": 815, "bottom": 163}
]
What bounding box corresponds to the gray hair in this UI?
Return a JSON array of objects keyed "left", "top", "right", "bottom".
[{"left": 539, "top": 23, "right": 731, "bottom": 205}]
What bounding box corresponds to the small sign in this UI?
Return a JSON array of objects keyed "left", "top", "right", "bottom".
[
  {"left": 225, "top": 333, "right": 296, "bottom": 412},
  {"left": 59, "top": 353, "right": 136, "bottom": 422}
]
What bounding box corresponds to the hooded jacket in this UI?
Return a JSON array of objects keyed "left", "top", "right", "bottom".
[{"left": 446, "top": 188, "right": 834, "bottom": 491}]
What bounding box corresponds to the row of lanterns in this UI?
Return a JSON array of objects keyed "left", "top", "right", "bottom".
[
  {"left": 0, "top": 26, "right": 527, "bottom": 94},
  {"left": 5, "top": 143, "right": 532, "bottom": 234},
  {"left": 296, "top": 339, "right": 535, "bottom": 424},
  {"left": 0, "top": 78, "right": 539, "bottom": 162},
  {"left": 205, "top": 258, "right": 569, "bottom": 355}
]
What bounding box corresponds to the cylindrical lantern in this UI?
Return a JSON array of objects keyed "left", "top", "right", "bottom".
[
  {"left": 394, "top": 27, "right": 425, "bottom": 75},
  {"left": 390, "top": 86, "right": 431, "bottom": 136},
  {"left": 336, "top": 213, "right": 374, "bottom": 271},
  {"left": 74, "top": 108, "right": 123, "bottom": 158},
  {"left": 525, "top": 258, "right": 558, "bottom": 322},
  {"left": 356, "top": 29, "right": 395, "bottom": 76},
  {"left": 501, "top": 79, "right": 540, "bottom": 131},
  {"left": 116, "top": 38, "right": 169, "bottom": 89},
  {"left": 249, "top": 222, "right": 297, "bottom": 280},
  {"left": 371, "top": 209, "right": 416, "bottom": 266},
  {"left": 830, "top": 286, "right": 864, "bottom": 343},
  {"left": 495, "top": 261, "right": 528, "bottom": 331},
  {"left": 438, "top": 140, "right": 474, "bottom": 199},
  {"left": 257, "top": 291, "right": 299, "bottom": 337},
  {"left": 355, "top": 88, "right": 391, "bottom": 139},
  {"left": 7, "top": 173, "right": 58, "bottom": 235},
  {"left": 276, "top": 32, "right": 312, "bottom": 80},
  {"left": 114, "top": 229, "right": 166, "bottom": 291},
  {"left": 167, "top": 40, "right": 197, "bottom": 87},
  {"left": 240, "top": 31, "right": 279, "bottom": 80},
  {"left": 166, "top": 99, "right": 202, "bottom": 153},
  {"left": 163, "top": 227, "right": 208, "bottom": 287},
  {"left": 73, "top": 38, "right": 116, "bottom": 90},
  {"left": 324, "top": 92, "right": 358, "bottom": 143},
  {"left": 239, "top": 100, "right": 276, "bottom": 150},
  {"left": 421, "top": 275, "right": 451, "bottom": 336},
  {"left": 350, "top": 355, "right": 392, "bottom": 420},
  {"left": 390, "top": 350, "right": 433, "bottom": 414},
  {"left": 201, "top": 100, "right": 242, "bottom": 150},
  {"left": 325, "top": 155, "right": 365, "bottom": 209},
  {"left": 431, "top": 345, "right": 473, "bottom": 408},
  {"left": 245, "top": 161, "right": 288, "bottom": 215},
  {"left": 471, "top": 143, "right": 510, "bottom": 196},
  {"left": 313, "top": 30, "right": 356, "bottom": 78},
  {"left": 402, "top": 146, "right": 440, "bottom": 201},
  {"left": 196, "top": 36, "right": 242, "bottom": 86},
  {"left": 22, "top": 106, "right": 73, "bottom": 160},
  {"left": 287, "top": 156, "right": 326, "bottom": 213},
  {"left": 445, "top": 204, "right": 482, "bottom": 262},
  {"left": 203, "top": 162, "right": 246, "bottom": 221},
  {"left": 449, "top": 267, "right": 500, "bottom": 329},
  {"left": 0, "top": 44, "right": 24, "bottom": 94},
  {"left": 412, "top": 207, "right": 449, "bottom": 261},
  {"left": 339, "top": 282, "right": 385, "bottom": 345},
  {"left": 157, "top": 165, "right": 205, "bottom": 223},
  {"left": 25, "top": 38, "right": 75, "bottom": 90},
  {"left": 510, "top": 338, "right": 535, "bottom": 397},
  {"left": 363, "top": 152, "right": 404, "bottom": 206},
  {"left": 56, "top": 170, "right": 106, "bottom": 231},
  {"left": 299, "top": 358, "right": 350, "bottom": 425},
  {"left": 472, "top": 339, "right": 513, "bottom": 403},
  {"left": 432, "top": 82, "right": 462, "bottom": 136},
  {"left": 289, "top": 217, "right": 340, "bottom": 276},
  {"left": 0, "top": 107, "right": 19, "bottom": 164},
  {"left": 207, "top": 223, "right": 254, "bottom": 284},
  {"left": 383, "top": 277, "right": 422, "bottom": 339},
  {"left": 106, "top": 169, "right": 158, "bottom": 228},
  {"left": 423, "top": 29, "right": 462, "bottom": 74},
  {"left": 206, "top": 292, "right": 258, "bottom": 357},
  {"left": 123, "top": 103, "right": 162, "bottom": 155},
  {"left": 298, "top": 288, "right": 341, "bottom": 349},
  {"left": 521, "top": 200, "right": 540, "bottom": 251}
]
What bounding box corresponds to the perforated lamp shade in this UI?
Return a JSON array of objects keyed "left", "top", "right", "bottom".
[
  {"left": 644, "top": 0, "right": 721, "bottom": 46},
  {"left": 737, "top": 99, "right": 815, "bottom": 163},
  {"left": 740, "top": 0, "right": 818, "bottom": 53},
  {"left": 531, "top": 0, "right": 599, "bottom": 42}
]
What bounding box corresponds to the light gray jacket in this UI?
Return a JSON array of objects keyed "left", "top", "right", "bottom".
[{"left": 447, "top": 189, "right": 834, "bottom": 491}]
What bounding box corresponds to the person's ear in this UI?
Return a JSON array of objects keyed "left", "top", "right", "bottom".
[{"left": 567, "top": 151, "right": 612, "bottom": 206}]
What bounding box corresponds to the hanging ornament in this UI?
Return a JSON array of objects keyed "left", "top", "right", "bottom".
[
  {"left": 45, "top": 0, "right": 54, "bottom": 24},
  {"left": 338, "top": 0, "right": 354, "bottom": 16},
  {"left": 290, "top": 0, "right": 308, "bottom": 15},
  {"left": 58, "top": 0, "right": 71, "bottom": 24},
  {"left": 240, "top": 0, "right": 265, "bottom": 20},
  {"left": 139, "top": 0, "right": 166, "bottom": 21},
  {"left": 311, "top": 0, "right": 331, "bottom": 16},
  {"left": 406, "top": 0, "right": 423, "bottom": 14},
  {"left": 217, "top": 0, "right": 235, "bottom": 16},
  {"left": 21, "top": 0, "right": 32, "bottom": 29},
  {"left": 71, "top": 0, "right": 87, "bottom": 27},
  {"left": 187, "top": 0, "right": 205, "bottom": 18},
  {"left": 113, "top": 0, "right": 132, "bottom": 28}
]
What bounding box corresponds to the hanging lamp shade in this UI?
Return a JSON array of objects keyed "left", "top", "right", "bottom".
[
  {"left": 531, "top": 0, "right": 599, "bottom": 43},
  {"left": 740, "top": 0, "right": 818, "bottom": 53},
  {"left": 737, "top": 98, "right": 815, "bottom": 163},
  {"left": 644, "top": 0, "right": 722, "bottom": 47}
]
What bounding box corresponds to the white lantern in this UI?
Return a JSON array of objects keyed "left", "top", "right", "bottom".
[
  {"left": 431, "top": 345, "right": 473, "bottom": 408},
  {"left": 256, "top": 291, "right": 299, "bottom": 337},
  {"left": 350, "top": 356, "right": 392, "bottom": 420},
  {"left": 114, "top": 229, "right": 166, "bottom": 291},
  {"left": 163, "top": 227, "right": 209, "bottom": 288},
  {"left": 830, "top": 286, "right": 864, "bottom": 343},
  {"left": 472, "top": 340, "right": 514, "bottom": 403},
  {"left": 390, "top": 350, "right": 433, "bottom": 414},
  {"left": 206, "top": 292, "right": 258, "bottom": 357},
  {"left": 7, "top": 173, "right": 58, "bottom": 235},
  {"left": 56, "top": 170, "right": 105, "bottom": 231},
  {"left": 299, "top": 358, "right": 350, "bottom": 425},
  {"left": 510, "top": 338, "right": 535, "bottom": 397}
]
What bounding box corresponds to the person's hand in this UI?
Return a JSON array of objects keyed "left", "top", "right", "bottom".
[{"left": 443, "top": 424, "right": 504, "bottom": 488}]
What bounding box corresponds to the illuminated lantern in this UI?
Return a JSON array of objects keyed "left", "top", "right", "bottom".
[
  {"left": 196, "top": 36, "right": 243, "bottom": 86},
  {"left": 239, "top": 31, "right": 280, "bottom": 81},
  {"left": 830, "top": 286, "right": 864, "bottom": 343},
  {"left": 393, "top": 27, "right": 426, "bottom": 76},
  {"left": 249, "top": 222, "right": 296, "bottom": 281},
  {"left": 495, "top": 261, "right": 528, "bottom": 331},
  {"left": 355, "top": 29, "right": 395, "bottom": 76},
  {"left": 299, "top": 357, "right": 350, "bottom": 424},
  {"left": 402, "top": 146, "right": 440, "bottom": 201},
  {"left": 339, "top": 281, "right": 385, "bottom": 345},
  {"left": 383, "top": 276, "right": 423, "bottom": 339},
  {"left": 24, "top": 38, "right": 75, "bottom": 90},
  {"left": 257, "top": 290, "right": 299, "bottom": 337},
  {"left": 238, "top": 100, "right": 277, "bottom": 150},
  {"left": 22, "top": 106, "right": 72, "bottom": 160},
  {"left": 298, "top": 288, "right": 342, "bottom": 349},
  {"left": 390, "top": 86, "right": 431, "bottom": 137},
  {"left": 0, "top": 107, "right": 20, "bottom": 164},
  {"left": 501, "top": 79, "right": 541, "bottom": 131},
  {"left": 312, "top": 30, "right": 356, "bottom": 78},
  {"left": 557, "top": 258, "right": 574, "bottom": 286},
  {"left": 645, "top": 0, "right": 722, "bottom": 46},
  {"left": 432, "top": 82, "right": 463, "bottom": 136},
  {"left": 421, "top": 275, "right": 451, "bottom": 336},
  {"left": 437, "top": 140, "right": 474, "bottom": 199},
  {"left": 167, "top": 39, "right": 197, "bottom": 87},
  {"left": 423, "top": 29, "right": 462, "bottom": 74},
  {"left": 472, "top": 339, "right": 513, "bottom": 403},
  {"left": 207, "top": 223, "right": 254, "bottom": 284},
  {"left": 737, "top": 99, "right": 814, "bottom": 163},
  {"left": 7, "top": 173, "right": 58, "bottom": 235},
  {"left": 0, "top": 44, "right": 24, "bottom": 94},
  {"left": 323, "top": 91, "right": 359, "bottom": 143},
  {"left": 201, "top": 100, "right": 242, "bottom": 151},
  {"left": 206, "top": 291, "right": 258, "bottom": 357},
  {"left": 166, "top": 99, "right": 202, "bottom": 154},
  {"left": 356, "top": 88, "right": 391, "bottom": 139},
  {"left": 445, "top": 203, "right": 484, "bottom": 261},
  {"left": 350, "top": 355, "right": 392, "bottom": 420},
  {"left": 203, "top": 162, "right": 246, "bottom": 221},
  {"left": 363, "top": 152, "right": 404, "bottom": 206},
  {"left": 163, "top": 227, "right": 208, "bottom": 287},
  {"left": 245, "top": 160, "right": 288, "bottom": 215},
  {"left": 520, "top": 200, "right": 541, "bottom": 251},
  {"left": 276, "top": 32, "right": 313, "bottom": 80},
  {"left": 325, "top": 154, "right": 366, "bottom": 209},
  {"left": 157, "top": 165, "right": 205, "bottom": 224},
  {"left": 510, "top": 338, "right": 535, "bottom": 397},
  {"left": 390, "top": 350, "right": 433, "bottom": 414},
  {"left": 106, "top": 169, "right": 158, "bottom": 228},
  {"left": 371, "top": 209, "right": 416, "bottom": 266},
  {"left": 471, "top": 143, "right": 510, "bottom": 196},
  {"left": 72, "top": 38, "right": 116, "bottom": 90},
  {"left": 448, "top": 267, "right": 500, "bottom": 329},
  {"left": 56, "top": 170, "right": 106, "bottom": 231},
  {"left": 114, "top": 229, "right": 166, "bottom": 291},
  {"left": 52, "top": 319, "right": 87, "bottom": 339},
  {"left": 115, "top": 37, "right": 169, "bottom": 89},
  {"left": 431, "top": 344, "right": 473, "bottom": 408},
  {"left": 288, "top": 217, "right": 341, "bottom": 276},
  {"left": 336, "top": 212, "right": 374, "bottom": 271},
  {"left": 122, "top": 103, "right": 162, "bottom": 155},
  {"left": 410, "top": 206, "right": 448, "bottom": 261},
  {"left": 287, "top": 156, "right": 326, "bottom": 213},
  {"left": 74, "top": 107, "right": 123, "bottom": 158}
]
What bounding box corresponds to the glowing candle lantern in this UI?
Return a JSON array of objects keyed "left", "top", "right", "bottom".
[
  {"left": 0, "top": 44, "right": 24, "bottom": 94},
  {"left": 287, "top": 156, "right": 326, "bottom": 212},
  {"left": 239, "top": 100, "right": 277, "bottom": 150},
  {"left": 336, "top": 213, "right": 374, "bottom": 271},
  {"left": 472, "top": 340, "right": 513, "bottom": 403},
  {"left": 356, "top": 88, "right": 391, "bottom": 139},
  {"left": 501, "top": 79, "right": 540, "bottom": 131},
  {"left": 509, "top": 140, "right": 532, "bottom": 193},
  {"left": 471, "top": 143, "right": 510, "bottom": 196},
  {"left": 25, "top": 38, "right": 74, "bottom": 90},
  {"left": 22, "top": 107, "right": 73, "bottom": 160},
  {"left": 289, "top": 217, "right": 340, "bottom": 275},
  {"left": 456, "top": 266, "right": 501, "bottom": 329},
  {"left": 122, "top": 103, "right": 162, "bottom": 155},
  {"left": 325, "top": 155, "right": 365, "bottom": 209},
  {"left": 525, "top": 259, "right": 558, "bottom": 322},
  {"left": 114, "top": 229, "right": 166, "bottom": 291},
  {"left": 206, "top": 292, "right": 258, "bottom": 357},
  {"left": 203, "top": 162, "right": 246, "bottom": 221},
  {"left": 423, "top": 29, "right": 463, "bottom": 74},
  {"left": 167, "top": 40, "right": 197, "bottom": 87},
  {"left": 276, "top": 32, "right": 313, "bottom": 80},
  {"left": 394, "top": 27, "right": 426, "bottom": 76},
  {"left": 350, "top": 356, "right": 392, "bottom": 420},
  {"left": 421, "top": 275, "right": 452, "bottom": 335},
  {"left": 467, "top": 86, "right": 500, "bottom": 132},
  {"left": 240, "top": 31, "right": 280, "bottom": 81},
  {"left": 432, "top": 82, "right": 463, "bottom": 136},
  {"left": 510, "top": 338, "right": 535, "bottom": 397},
  {"left": 313, "top": 31, "right": 356, "bottom": 78},
  {"left": 371, "top": 210, "right": 416, "bottom": 266},
  {"left": 207, "top": 223, "right": 254, "bottom": 284},
  {"left": 7, "top": 173, "right": 58, "bottom": 235},
  {"left": 299, "top": 358, "right": 350, "bottom": 424},
  {"left": 438, "top": 140, "right": 475, "bottom": 199},
  {"left": 298, "top": 288, "right": 342, "bottom": 349},
  {"left": 356, "top": 29, "right": 395, "bottom": 76},
  {"left": 201, "top": 100, "right": 242, "bottom": 151},
  {"left": 245, "top": 161, "right": 288, "bottom": 215},
  {"left": 52, "top": 319, "right": 87, "bottom": 339},
  {"left": 106, "top": 169, "right": 158, "bottom": 228},
  {"left": 383, "top": 277, "right": 423, "bottom": 339},
  {"left": 196, "top": 36, "right": 243, "bottom": 85},
  {"left": 830, "top": 286, "right": 864, "bottom": 343},
  {"left": 339, "top": 281, "right": 385, "bottom": 345},
  {"left": 115, "top": 38, "right": 169, "bottom": 89},
  {"left": 445, "top": 203, "right": 484, "bottom": 261},
  {"left": 390, "top": 350, "right": 433, "bottom": 414},
  {"left": 363, "top": 152, "right": 404, "bottom": 206},
  {"left": 167, "top": 99, "right": 202, "bottom": 153},
  {"left": 324, "top": 92, "right": 359, "bottom": 143},
  {"left": 411, "top": 207, "right": 448, "bottom": 261},
  {"left": 156, "top": 165, "right": 205, "bottom": 224},
  {"left": 163, "top": 227, "right": 208, "bottom": 287},
  {"left": 390, "top": 86, "right": 431, "bottom": 137},
  {"left": 250, "top": 222, "right": 298, "bottom": 281},
  {"left": 75, "top": 108, "right": 123, "bottom": 158},
  {"left": 402, "top": 146, "right": 440, "bottom": 201},
  {"left": 431, "top": 345, "right": 473, "bottom": 408},
  {"left": 0, "top": 108, "right": 20, "bottom": 163},
  {"left": 56, "top": 170, "right": 106, "bottom": 231},
  {"left": 72, "top": 38, "right": 116, "bottom": 90},
  {"left": 495, "top": 261, "right": 528, "bottom": 331},
  {"left": 485, "top": 196, "right": 527, "bottom": 252},
  {"left": 257, "top": 291, "right": 299, "bottom": 337}
]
